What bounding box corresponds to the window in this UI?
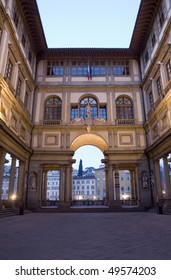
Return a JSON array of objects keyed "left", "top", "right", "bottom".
[
  {"left": 100, "top": 106, "right": 107, "bottom": 120},
  {"left": 44, "top": 96, "right": 62, "bottom": 120},
  {"left": 158, "top": 5, "right": 166, "bottom": 31},
  {"left": 72, "top": 61, "right": 87, "bottom": 76},
  {"left": 28, "top": 51, "right": 32, "bottom": 64},
  {"left": 149, "top": 92, "right": 154, "bottom": 107},
  {"left": 24, "top": 92, "right": 29, "bottom": 108},
  {"left": 116, "top": 96, "right": 133, "bottom": 119},
  {"left": 113, "top": 61, "right": 129, "bottom": 75},
  {"left": 156, "top": 77, "right": 163, "bottom": 96},
  {"left": 92, "top": 61, "right": 106, "bottom": 76},
  {"left": 16, "top": 78, "right": 21, "bottom": 97},
  {"left": 47, "top": 61, "right": 64, "bottom": 76},
  {"left": 13, "top": 10, "right": 19, "bottom": 28},
  {"left": 22, "top": 34, "right": 26, "bottom": 48},
  {"left": 144, "top": 51, "right": 149, "bottom": 65},
  {"left": 71, "top": 106, "right": 78, "bottom": 120},
  {"left": 166, "top": 60, "right": 171, "bottom": 81},
  {"left": 151, "top": 33, "right": 156, "bottom": 48},
  {"left": 80, "top": 97, "right": 98, "bottom": 119},
  {"left": 71, "top": 96, "right": 107, "bottom": 120},
  {"left": 5, "top": 59, "right": 13, "bottom": 80}
]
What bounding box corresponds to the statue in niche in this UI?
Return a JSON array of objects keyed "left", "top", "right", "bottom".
[
  {"left": 86, "top": 102, "right": 91, "bottom": 118},
  {"left": 141, "top": 171, "right": 149, "bottom": 189},
  {"left": 29, "top": 172, "right": 37, "bottom": 191}
]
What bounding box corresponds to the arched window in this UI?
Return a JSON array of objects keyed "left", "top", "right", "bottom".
[
  {"left": 44, "top": 96, "right": 62, "bottom": 120},
  {"left": 116, "top": 96, "right": 133, "bottom": 119},
  {"left": 71, "top": 96, "right": 107, "bottom": 120},
  {"left": 80, "top": 97, "right": 98, "bottom": 119}
]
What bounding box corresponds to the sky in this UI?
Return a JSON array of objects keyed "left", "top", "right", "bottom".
[
  {"left": 36, "top": 0, "right": 141, "bottom": 48},
  {"left": 36, "top": 0, "right": 141, "bottom": 169}
]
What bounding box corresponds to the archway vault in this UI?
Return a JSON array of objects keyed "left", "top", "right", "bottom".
[{"left": 70, "top": 133, "right": 108, "bottom": 152}]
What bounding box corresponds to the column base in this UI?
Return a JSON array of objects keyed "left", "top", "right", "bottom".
[
  {"left": 108, "top": 200, "right": 122, "bottom": 208},
  {"left": 58, "top": 201, "right": 71, "bottom": 208}
]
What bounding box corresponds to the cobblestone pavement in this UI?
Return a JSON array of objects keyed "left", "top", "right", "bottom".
[{"left": 0, "top": 212, "right": 171, "bottom": 260}]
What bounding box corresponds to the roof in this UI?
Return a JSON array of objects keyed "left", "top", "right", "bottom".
[
  {"left": 38, "top": 47, "right": 137, "bottom": 60},
  {"left": 130, "top": 0, "right": 161, "bottom": 54},
  {"left": 17, "top": 0, "right": 47, "bottom": 54},
  {"left": 73, "top": 175, "right": 96, "bottom": 180}
]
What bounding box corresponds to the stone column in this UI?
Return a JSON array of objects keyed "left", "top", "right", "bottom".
[
  {"left": 11, "top": 63, "right": 20, "bottom": 91},
  {"left": 16, "top": 161, "right": 25, "bottom": 208},
  {"left": 154, "top": 160, "right": 163, "bottom": 200},
  {"left": 151, "top": 78, "right": 158, "bottom": 101},
  {"left": 8, "top": 156, "right": 16, "bottom": 206},
  {"left": 59, "top": 166, "right": 64, "bottom": 202},
  {"left": 108, "top": 164, "right": 114, "bottom": 206},
  {"left": 114, "top": 169, "right": 120, "bottom": 201},
  {"left": 20, "top": 79, "right": 27, "bottom": 103},
  {"left": 163, "top": 156, "right": 171, "bottom": 198},
  {"left": 159, "top": 63, "right": 167, "bottom": 92},
  {"left": 104, "top": 166, "right": 109, "bottom": 205},
  {"left": 69, "top": 166, "right": 73, "bottom": 203},
  {"left": 0, "top": 150, "right": 6, "bottom": 208},
  {"left": 64, "top": 165, "right": 71, "bottom": 207},
  {"left": 42, "top": 171, "right": 47, "bottom": 206},
  {"left": 130, "top": 170, "right": 135, "bottom": 200}
]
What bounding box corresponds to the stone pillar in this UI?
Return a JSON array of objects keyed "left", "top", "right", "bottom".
[
  {"left": 8, "top": 156, "right": 16, "bottom": 206},
  {"left": 16, "top": 161, "right": 25, "bottom": 208},
  {"left": 163, "top": 156, "right": 171, "bottom": 198},
  {"left": 64, "top": 165, "right": 71, "bottom": 207},
  {"left": 59, "top": 166, "right": 64, "bottom": 202},
  {"left": 108, "top": 164, "right": 115, "bottom": 206},
  {"left": 20, "top": 79, "right": 27, "bottom": 103},
  {"left": 104, "top": 166, "right": 109, "bottom": 205},
  {"left": 0, "top": 30, "right": 9, "bottom": 76},
  {"left": 151, "top": 78, "right": 158, "bottom": 101},
  {"left": 114, "top": 169, "right": 120, "bottom": 201},
  {"left": 154, "top": 160, "right": 163, "bottom": 200},
  {"left": 69, "top": 166, "right": 73, "bottom": 203},
  {"left": 0, "top": 150, "right": 6, "bottom": 208},
  {"left": 42, "top": 171, "right": 47, "bottom": 206},
  {"left": 130, "top": 170, "right": 135, "bottom": 200},
  {"left": 11, "top": 63, "right": 19, "bottom": 91},
  {"left": 159, "top": 63, "right": 167, "bottom": 92}
]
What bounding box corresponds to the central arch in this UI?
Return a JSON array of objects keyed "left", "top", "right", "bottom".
[{"left": 70, "top": 133, "right": 108, "bottom": 152}]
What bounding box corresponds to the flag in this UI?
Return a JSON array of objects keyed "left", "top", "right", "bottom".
[{"left": 87, "top": 63, "right": 92, "bottom": 80}]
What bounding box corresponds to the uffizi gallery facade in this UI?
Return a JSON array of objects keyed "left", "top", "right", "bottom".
[{"left": 0, "top": 0, "right": 171, "bottom": 211}]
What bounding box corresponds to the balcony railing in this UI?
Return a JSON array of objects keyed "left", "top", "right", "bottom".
[
  {"left": 115, "top": 119, "right": 135, "bottom": 125},
  {"left": 43, "top": 120, "right": 61, "bottom": 125}
]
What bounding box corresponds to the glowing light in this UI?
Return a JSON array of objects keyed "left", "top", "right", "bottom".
[
  {"left": 122, "top": 194, "right": 129, "bottom": 200},
  {"left": 11, "top": 194, "right": 17, "bottom": 200}
]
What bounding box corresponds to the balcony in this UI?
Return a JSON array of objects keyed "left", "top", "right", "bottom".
[
  {"left": 115, "top": 119, "right": 135, "bottom": 125},
  {"left": 43, "top": 120, "right": 61, "bottom": 125}
]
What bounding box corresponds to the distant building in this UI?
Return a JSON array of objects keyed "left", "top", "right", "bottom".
[{"left": 72, "top": 175, "right": 96, "bottom": 200}]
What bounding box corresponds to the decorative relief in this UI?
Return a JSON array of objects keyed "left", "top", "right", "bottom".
[
  {"left": 45, "top": 134, "right": 59, "bottom": 146},
  {"left": 141, "top": 171, "right": 149, "bottom": 190},
  {"left": 11, "top": 114, "right": 18, "bottom": 131},
  {"left": 29, "top": 172, "right": 37, "bottom": 191},
  {"left": 119, "top": 133, "right": 133, "bottom": 145}
]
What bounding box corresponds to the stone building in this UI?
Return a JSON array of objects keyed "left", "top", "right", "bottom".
[{"left": 0, "top": 0, "right": 171, "bottom": 211}]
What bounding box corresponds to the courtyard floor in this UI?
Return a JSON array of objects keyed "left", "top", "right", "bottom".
[{"left": 0, "top": 212, "right": 171, "bottom": 260}]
